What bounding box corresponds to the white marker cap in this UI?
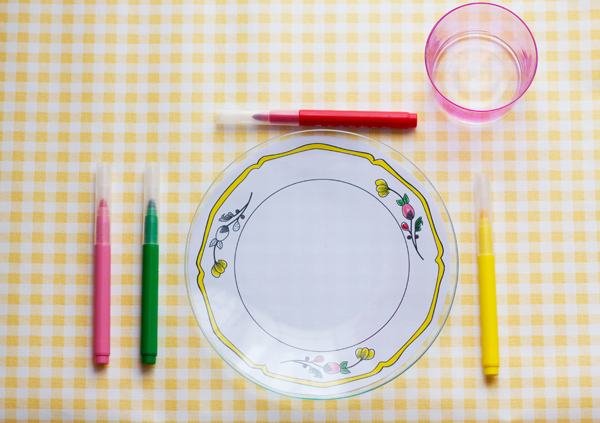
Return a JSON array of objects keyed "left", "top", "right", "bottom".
[
  {"left": 144, "top": 163, "right": 161, "bottom": 217},
  {"left": 95, "top": 163, "right": 112, "bottom": 215}
]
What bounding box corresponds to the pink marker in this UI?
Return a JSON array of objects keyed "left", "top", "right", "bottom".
[{"left": 94, "top": 164, "right": 112, "bottom": 365}]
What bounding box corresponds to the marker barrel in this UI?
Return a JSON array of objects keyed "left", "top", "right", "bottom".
[
  {"left": 141, "top": 243, "right": 159, "bottom": 364},
  {"left": 478, "top": 254, "right": 499, "bottom": 376},
  {"left": 94, "top": 243, "right": 111, "bottom": 364}
]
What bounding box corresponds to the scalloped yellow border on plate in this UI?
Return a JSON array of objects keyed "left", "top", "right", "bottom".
[{"left": 194, "top": 143, "right": 446, "bottom": 388}]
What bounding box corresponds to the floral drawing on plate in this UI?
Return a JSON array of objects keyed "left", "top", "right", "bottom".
[
  {"left": 375, "top": 179, "right": 424, "bottom": 259},
  {"left": 282, "top": 348, "right": 376, "bottom": 378},
  {"left": 188, "top": 139, "right": 452, "bottom": 398},
  {"left": 209, "top": 193, "right": 252, "bottom": 277}
]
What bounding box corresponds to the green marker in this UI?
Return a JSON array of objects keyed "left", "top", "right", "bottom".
[{"left": 141, "top": 163, "right": 160, "bottom": 364}]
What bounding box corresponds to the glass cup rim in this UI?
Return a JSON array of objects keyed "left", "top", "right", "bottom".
[{"left": 424, "top": 2, "right": 538, "bottom": 114}]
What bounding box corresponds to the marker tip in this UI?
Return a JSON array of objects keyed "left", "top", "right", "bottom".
[{"left": 252, "top": 113, "right": 269, "bottom": 122}]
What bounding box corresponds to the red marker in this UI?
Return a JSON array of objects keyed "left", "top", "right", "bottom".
[{"left": 216, "top": 109, "right": 417, "bottom": 129}]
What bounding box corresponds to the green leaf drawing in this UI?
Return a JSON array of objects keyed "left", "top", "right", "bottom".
[
  {"left": 397, "top": 199, "right": 404, "bottom": 206},
  {"left": 415, "top": 216, "right": 423, "bottom": 232},
  {"left": 219, "top": 212, "right": 234, "bottom": 222},
  {"left": 340, "top": 369, "right": 351, "bottom": 374},
  {"left": 403, "top": 194, "right": 409, "bottom": 204},
  {"left": 340, "top": 361, "right": 348, "bottom": 369},
  {"left": 309, "top": 367, "right": 322, "bottom": 378}
]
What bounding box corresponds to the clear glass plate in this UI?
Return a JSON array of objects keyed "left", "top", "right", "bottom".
[{"left": 185, "top": 130, "right": 459, "bottom": 399}]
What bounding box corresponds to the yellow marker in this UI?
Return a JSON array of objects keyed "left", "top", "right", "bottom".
[{"left": 475, "top": 172, "right": 499, "bottom": 376}]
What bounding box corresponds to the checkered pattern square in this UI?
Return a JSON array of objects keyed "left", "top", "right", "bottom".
[{"left": 1, "top": 0, "right": 599, "bottom": 422}]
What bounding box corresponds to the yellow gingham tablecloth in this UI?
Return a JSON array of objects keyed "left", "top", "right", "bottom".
[{"left": 1, "top": 1, "right": 599, "bottom": 421}]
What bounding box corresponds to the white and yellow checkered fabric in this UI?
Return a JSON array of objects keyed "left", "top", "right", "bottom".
[{"left": 1, "top": 1, "right": 599, "bottom": 421}]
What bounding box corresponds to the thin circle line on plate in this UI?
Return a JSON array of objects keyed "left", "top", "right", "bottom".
[
  {"left": 194, "top": 142, "right": 447, "bottom": 388},
  {"left": 232, "top": 178, "right": 412, "bottom": 353}
]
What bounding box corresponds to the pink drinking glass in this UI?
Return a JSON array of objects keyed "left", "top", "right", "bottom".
[{"left": 425, "top": 3, "right": 537, "bottom": 124}]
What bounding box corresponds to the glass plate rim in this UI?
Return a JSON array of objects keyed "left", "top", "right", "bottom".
[{"left": 185, "top": 129, "right": 460, "bottom": 400}]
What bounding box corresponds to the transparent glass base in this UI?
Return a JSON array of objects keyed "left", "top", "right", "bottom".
[
  {"left": 432, "top": 32, "right": 521, "bottom": 111},
  {"left": 185, "top": 130, "right": 459, "bottom": 399}
]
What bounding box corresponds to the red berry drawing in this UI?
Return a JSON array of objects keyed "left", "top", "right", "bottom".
[
  {"left": 402, "top": 203, "right": 415, "bottom": 220},
  {"left": 374, "top": 180, "right": 424, "bottom": 260},
  {"left": 323, "top": 363, "right": 340, "bottom": 374},
  {"left": 282, "top": 348, "right": 375, "bottom": 378}
]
